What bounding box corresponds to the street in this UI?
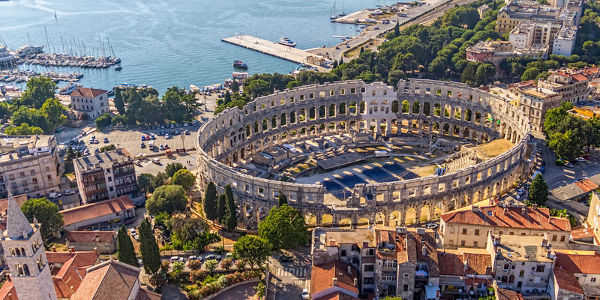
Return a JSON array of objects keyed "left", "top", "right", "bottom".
[{"left": 268, "top": 249, "right": 311, "bottom": 300}]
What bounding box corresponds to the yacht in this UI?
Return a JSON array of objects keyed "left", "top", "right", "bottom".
[
  {"left": 278, "top": 37, "right": 297, "bottom": 47},
  {"left": 233, "top": 60, "right": 248, "bottom": 69},
  {"left": 0, "top": 47, "right": 15, "bottom": 66}
]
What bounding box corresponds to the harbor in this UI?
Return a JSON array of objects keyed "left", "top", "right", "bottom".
[
  {"left": 17, "top": 53, "right": 121, "bottom": 69},
  {"left": 0, "top": 69, "right": 82, "bottom": 84},
  {"left": 222, "top": 35, "right": 332, "bottom": 71}
]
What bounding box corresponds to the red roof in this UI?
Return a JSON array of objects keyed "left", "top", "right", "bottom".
[
  {"left": 554, "top": 268, "right": 584, "bottom": 295},
  {"left": 572, "top": 74, "right": 588, "bottom": 82},
  {"left": 71, "top": 87, "right": 107, "bottom": 98},
  {"left": 0, "top": 280, "right": 17, "bottom": 300},
  {"left": 575, "top": 179, "right": 598, "bottom": 193},
  {"left": 60, "top": 196, "right": 135, "bottom": 227},
  {"left": 311, "top": 261, "right": 359, "bottom": 300},
  {"left": 47, "top": 251, "right": 99, "bottom": 298},
  {"left": 438, "top": 251, "right": 492, "bottom": 276},
  {"left": 441, "top": 205, "right": 571, "bottom": 232},
  {"left": 555, "top": 252, "right": 600, "bottom": 274},
  {"left": 495, "top": 287, "right": 525, "bottom": 300}
]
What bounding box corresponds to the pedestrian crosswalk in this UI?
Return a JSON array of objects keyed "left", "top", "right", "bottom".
[{"left": 273, "top": 266, "right": 307, "bottom": 278}]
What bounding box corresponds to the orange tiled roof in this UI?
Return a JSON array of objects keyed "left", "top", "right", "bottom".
[
  {"left": 441, "top": 206, "right": 571, "bottom": 232},
  {"left": 71, "top": 87, "right": 107, "bottom": 98},
  {"left": 438, "top": 251, "right": 492, "bottom": 276},
  {"left": 71, "top": 260, "right": 143, "bottom": 300},
  {"left": 570, "top": 227, "right": 594, "bottom": 240},
  {"left": 0, "top": 195, "right": 28, "bottom": 215},
  {"left": 311, "top": 261, "right": 359, "bottom": 300},
  {"left": 554, "top": 267, "right": 584, "bottom": 295},
  {"left": 575, "top": 178, "right": 599, "bottom": 193},
  {"left": 555, "top": 252, "right": 600, "bottom": 275},
  {"left": 60, "top": 196, "right": 135, "bottom": 227},
  {"left": 0, "top": 280, "right": 17, "bottom": 300},
  {"left": 47, "top": 251, "right": 99, "bottom": 298},
  {"left": 496, "top": 287, "right": 525, "bottom": 300},
  {"left": 572, "top": 74, "right": 588, "bottom": 82},
  {"left": 66, "top": 230, "right": 116, "bottom": 243}
]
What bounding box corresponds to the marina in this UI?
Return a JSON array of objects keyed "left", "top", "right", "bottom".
[
  {"left": 222, "top": 35, "right": 332, "bottom": 71},
  {"left": 0, "top": 69, "right": 82, "bottom": 83},
  {"left": 17, "top": 53, "right": 121, "bottom": 69}
]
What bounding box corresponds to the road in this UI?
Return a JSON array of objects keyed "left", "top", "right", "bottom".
[{"left": 268, "top": 249, "right": 311, "bottom": 300}]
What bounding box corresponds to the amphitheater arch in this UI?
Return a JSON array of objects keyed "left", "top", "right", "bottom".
[
  {"left": 305, "top": 212, "right": 317, "bottom": 226},
  {"left": 412, "top": 101, "right": 420, "bottom": 114},
  {"left": 392, "top": 100, "right": 399, "bottom": 113},
  {"left": 419, "top": 205, "right": 431, "bottom": 223},
  {"left": 338, "top": 217, "right": 352, "bottom": 227},
  {"left": 321, "top": 214, "right": 334, "bottom": 226},
  {"left": 401, "top": 100, "right": 410, "bottom": 113},
  {"left": 405, "top": 207, "right": 417, "bottom": 225},
  {"left": 423, "top": 102, "right": 431, "bottom": 116},
  {"left": 390, "top": 210, "right": 402, "bottom": 227}
]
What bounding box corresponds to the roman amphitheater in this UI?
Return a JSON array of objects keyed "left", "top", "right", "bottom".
[{"left": 196, "top": 78, "right": 534, "bottom": 228}]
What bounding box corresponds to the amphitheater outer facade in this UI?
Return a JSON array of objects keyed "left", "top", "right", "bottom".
[{"left": 196, "top": 78, "right": 533, "bottom": 227}]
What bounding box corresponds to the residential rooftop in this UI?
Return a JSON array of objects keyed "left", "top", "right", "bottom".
[
  {"left": 493, "top": 234, "right": 554, "bottom": 262},
  {"left": 74, "top": 149, "right": 132, "bottom": 172},
  {"left": 59, "top": 196, "right": 135, "bottom": 228}
]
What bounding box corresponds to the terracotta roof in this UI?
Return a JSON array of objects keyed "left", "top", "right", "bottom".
[
  {"left": 438, "top": 250, "right": 492, "bottom": 276},
  {"left": 71, "top": 87, "right": 107, "bottom": 98},
  {"left": 71, "top": 260, "right": 143, "bottom": 300},
  {"left": 135, "top": 288, "right": 162, "bottom": 300},
  {"left": 554, "top": 267, "right": 584, "bottom": 295},
  {"left": 555, "top": 252, "right": 600, "bottom": 274},
  {"left": 572, "top": 74, "right": 588, "bottom": 82},
  {"left": 570, "top": 227, "right": 594, "bottom": 241},
  {"left": 47, "top": 251, "right": 99, "bottom": 298},
  {"left": 0, "top": 280, "right": 17, "bottom": 300},
  {"left": 441, "top": 205, "right": 571, "bottom": 232},
  {"left": 66, "top": 230, "right": 116, "bottom": 243},
  {"left": 311, "top": 261, "right": 359, "bottom": 300},
  {"left": 495, "top": 286, "right": 525, "bottom": 300},
  {"left": 0, "top": 194, "right": 28, "bottom": 216},
  {"left": 60, "top": 196, "right": 135, "bottom": 227},
  {"left": 574, "top": 178, "right": 599, "bottom": 193}
]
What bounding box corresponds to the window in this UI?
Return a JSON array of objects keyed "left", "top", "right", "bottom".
[
  {"left": 535, "top": 265, "right": 545, "bottom": 273},
  {"left": 475, "top": 229, "right": 480, "bottom": 236},
  {"left": 368, "top": 249, "right": 375, "bottom": 256},
  {"left": 461, "top": 240, "right": 466, "bottom": 246},
  {"left": 403, "top": 284, "right": 409, "bottom": 291},
  {"left": 341, "top": 250, "right": 347, "bottom": 257},
  {"left": 552, "top": 235, "right": 557, "bottom": 241},
  {"left": 364, "top": 265, "right": 374, "bottom": 272},
  {"left": 473, "top": 241, "right": 478, "bottom": 247},
  {"left": 519, "top": 270, "right": 524, "bottom": 277},
  {"left": 504, "top": 263, "right": 510, "bottom": 270},
  {"left": 462, "top": 228, "right": 467, "bottom": 234},
  {"left": 560, "top": 235, "right": 565, "bottom": 242},
  {"left": 592, "top": 277, "right": 597, "bottom": 283}
]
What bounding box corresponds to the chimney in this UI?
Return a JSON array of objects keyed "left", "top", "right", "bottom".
[{"left": 332, "top": 277, "right": 338, "bottom": 286}]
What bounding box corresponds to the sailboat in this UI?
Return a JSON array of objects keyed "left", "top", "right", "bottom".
[
  {"left": 330, "top": 0, "right": 337, "bottom": 21},
  {"left": 54, "top": 11, "right": 57, "bottom": 22},
  {"left": 338, "top": 0, "right": 346, "bottom": 17}
]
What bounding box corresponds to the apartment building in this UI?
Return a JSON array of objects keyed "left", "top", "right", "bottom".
[
  {"left": 538, "top": 67, "right": 600, "bottom": 103},
  {"left": 0, "top": 135, "right": 60, "bottom": 198},
  {"left": 73, "top": 149, "right": 137, "bottom": 204},
  {"left": 549, "top": 251, "right": 600, "bottom": 300},
  {"left": 439, "top": 205, "right": 571, "bottom": 249},
  {"left": 487, "top": 233, "right": 555, "bottom": 296},
  {"left": 311, "top": 261, "right": 360, "bottom": 300},
  {"left": 69, "top": 87, "right": 109, "bottom": 120},
  {"left": 438, "top": 248, "right": 494, "bottom": 297}
]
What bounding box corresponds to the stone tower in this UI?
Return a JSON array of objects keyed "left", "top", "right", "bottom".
[{"left": 1, "top": 194, "right": 57, "bottom": 300}]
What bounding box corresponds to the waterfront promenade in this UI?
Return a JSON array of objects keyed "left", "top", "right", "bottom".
[{"left": 222, "top": 35, "right": 331, "bottom": 71}]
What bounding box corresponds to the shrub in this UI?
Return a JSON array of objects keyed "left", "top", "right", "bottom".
[
  {"left": 189, "top": 269, "right": 209, "bottom": 282},
  {"left": 188, "top": 260, "right": 203, "bottom": 270},
  {"left": 221, "top": 258, "right": 233, "bottom": 271}
]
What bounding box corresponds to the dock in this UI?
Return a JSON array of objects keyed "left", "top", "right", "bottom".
[{"left": 222, "top": 35, "right": 331, "bottom": 71}]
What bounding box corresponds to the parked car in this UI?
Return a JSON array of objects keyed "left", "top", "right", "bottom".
[
  {"left": 301, "top": 289, "right": 310, "bottom": 300},
  {"left": 279, "top": 255, "right": 293, "bottom": 263},
  {"left": 205, "top": 254, "right": 221, "bottom": 261},
  {"left": 141, "top": 143, "right": 146, "bottom": 148},
  {"left": 170, "top": 256, "right": 180, "bottom": 263}
]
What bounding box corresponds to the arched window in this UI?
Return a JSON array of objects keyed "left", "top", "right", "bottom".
[
  {"left": 23, "top": 264, "right": 30, "bottom": 276},
  {"left": 9, "top": 248, "right": 15, "bottom": 256},
  {"left": 20, "top": 248, "right": 26, "bottom": 256},
  {"left": 17, "top": 264, "right": 23, "bottom": 276},
  {"left": 15, "top": 248, "right": 21, "bottom": 257}
]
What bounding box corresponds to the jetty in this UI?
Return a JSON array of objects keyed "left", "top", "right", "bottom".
[{"left": 222, "top": 35, "right": 331, "bottom": 71}]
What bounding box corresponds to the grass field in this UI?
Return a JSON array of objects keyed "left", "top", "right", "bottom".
[{"left": 475, "top": 139, "right": 514, "bottom": 158}]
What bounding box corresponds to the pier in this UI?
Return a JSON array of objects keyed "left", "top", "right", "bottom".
[{"left": 222, "top": 35, "right": 331, "bottom": 71}]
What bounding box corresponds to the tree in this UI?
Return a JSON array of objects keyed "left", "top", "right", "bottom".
[
  {"left": 21, "top": 197, "right": 63, "bottom": 243},
  {"left": 172, "top": 169, "right": 196, "bottom": 191},
  {"left": 95, "top": 113, "right": 112, "bottom": 130},
  {"left": 19, "top": 76, "right": 56, "bottom": 109},
  {"left": 224, "top": 185, "right": 237, "bottom": 232},
  {"left": 203, "top": 182, "right": 218, "bottom": 220},
  {"left": 258, "top": 205, "right": 307, "bottom": 250},
  {"left": 204, "top": 259, "right": 218, "bottom": 274},
  {"left": 474, "top": 63, "right": 495, "bottom": 85},
  {"left": 278, "top": 192, "right": 287, "bottom": 206},
  {"left": 146, "top": 185, "right": 187, "bottom": 215},
  {"left": 5, "top": 123, "right": 44, "bottom": 135},
  {"left": 528, "top": 174, "right": 548, "bottom": 206},
  {"left": 40, "top": 98, "right": 67, "bottom": 132},
  {"left": 137, "top": 173, "right": 155, "bottom": 194},
  {"left": 233, "top": 235, "right": 272, "bottom": 269},
  {"left": 117, "top": 226, "right": 137, "bottom": 267},
  {"left": 165, "top": 162, "right": 185, "bottom": 177},
  {"left": 138, "top": 219, "right": 161, "bottom": 274},
  {"left": 217, "top": 194, "right": 226, "bottom": 222},
  {"left": 521, "top": 67, "right": 540, "bottom": 81}
]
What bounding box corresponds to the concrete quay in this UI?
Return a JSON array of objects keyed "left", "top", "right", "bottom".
[{"left": 222, "top": 35, "right": 331, "bottom": 71}]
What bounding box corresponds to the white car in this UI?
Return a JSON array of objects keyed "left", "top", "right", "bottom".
[
  {"left": 170, "top": 256, "right": 180, "bottom": 263},
  {"left": 576, "top": 157, "right": 586, "bottom": 162},
  {"left": 301, "top": 288, "right": 310, "bottom": 300}
]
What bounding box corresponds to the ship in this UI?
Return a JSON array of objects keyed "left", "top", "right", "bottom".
[
  {"left": 278, "top": 37, "right": 297, "bottom": 47},
  {"left": 0, "top": 47, "right": 16, "bottom": 66},
  {"left": 233, "top": 60, "right": 248, "bottom": 69}
]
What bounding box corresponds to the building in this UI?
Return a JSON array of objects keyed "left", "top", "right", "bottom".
[
  {"left": 0, "top": 135, "right": 60, "bottom": 198},
  {"left": 586, "top": 192, "right": 600, "bottom": 245},
  {"left": 46, "top": 250, "right": 99, "bottom": 298},
  {"left": 538, "top": 67, "right": 600, "bottom": 103},
  {"left": 0, "top": 195, "right": 58, "bottom": 300},
  {"left": 69, "top": 88, "right": 109, "bottom": 120},
  {"left": 310, "top": 261, "right": 360, "bottom": 300},
  {"left": 73, "top": 149, "right": 137, "bottom": 204},
  {"left": 549, "top": 251, "right": 600, "bottom": 300},
  {"left": 71, "top": 260, "right": 160, "bottom": 300},
  {"left": 552, "top": 26, "right": 577, "bottom": 56},
  {"left": 495, "top": 1, "right": 562, "bottom": 33},
  {"left": 65, "top": 231, "right": 117, "bottom": 254},
  {"left": 504, "top": 81, "right": 561, "bottom": 134},
  {"left": 466, "top": 40, "right": 545, "bottom": 65},
  {"left": 312, "top": 228, "right": 377, "bottom": 295},
  {"left": 487, "top": 233, "right": 555, "bottom": 295},
  {"left": 60, "top": 196, "right": 136, "bottom": 231},
  {"left": 508, "top": 21, "right": 556, "bottom": 53},
  {"left": 439, "top": 205, "right": 572, "bottom": 249},
  {"left": 437, "top": 248, "right": 493, "bottom": 298}
]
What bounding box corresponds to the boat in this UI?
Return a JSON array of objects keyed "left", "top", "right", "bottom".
[
  {"left": 278, "top": 37, "right": 296, "bottom": 47},
  {"left": 58, "top": 83, "right": 81, "bottom": 95},
  {"left": 115, "top": 65, "right": 122, "bottom": 71},
  {"left": 233, "top": 60, "right": 248, "bottom": 69}
]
